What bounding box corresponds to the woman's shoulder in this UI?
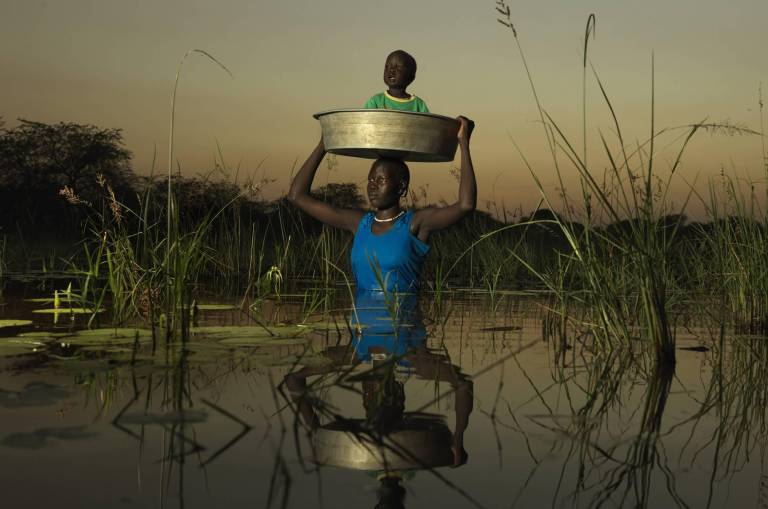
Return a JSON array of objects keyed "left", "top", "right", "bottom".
[{"left": 357, "top": 210, "right": 374, "bottom": 229}]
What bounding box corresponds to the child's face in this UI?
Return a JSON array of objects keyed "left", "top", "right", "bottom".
[{"left": 383, "top": 53, "right": 415, "bottom": 90}]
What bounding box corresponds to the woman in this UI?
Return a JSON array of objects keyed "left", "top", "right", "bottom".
[{"left": 287, "top": 116, "right": 476, "bottom": 294}]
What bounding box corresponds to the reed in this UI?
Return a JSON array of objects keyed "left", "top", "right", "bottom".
[
  {"left": 494, "top": 7, "right": 766, "bottom": 366},
  {"left": 695, "top": 177, "right": 768, "bottom": 334}
]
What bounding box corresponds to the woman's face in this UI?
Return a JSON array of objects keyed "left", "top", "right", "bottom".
[{"left": 367, "top": 161, "right": 404, "bottom": 210}]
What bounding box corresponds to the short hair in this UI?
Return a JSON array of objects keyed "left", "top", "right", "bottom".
[
  {"left": 387, "top": 50, "right": 417, "bottom": 75},
  {"left": 373, "top": 158, "right": 410, "bottom": 187}
]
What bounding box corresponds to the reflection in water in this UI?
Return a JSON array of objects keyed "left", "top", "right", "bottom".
[
  {"left": 110, "top": 346, "right": 253, "bottom": 509},
  {"left": 7, "top": 292, "right": 768, "bottom": 507},
  {"left": 283, "top": 290, "right": 475, "bottom": 508}
]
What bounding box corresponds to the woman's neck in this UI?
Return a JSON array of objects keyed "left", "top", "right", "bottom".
[{"left": 373, "top": 205, "right": 404, "bottom": 222}]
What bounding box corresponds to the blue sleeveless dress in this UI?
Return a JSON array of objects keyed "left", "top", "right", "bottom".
[
  {"left": 351, "top": 289, "right": 426, "bottom": 363},
  {"left": 350, "top": 210, "right": 429, "bottom": 293}
]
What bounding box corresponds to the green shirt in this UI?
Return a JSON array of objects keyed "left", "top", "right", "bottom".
[{"left": 363, "top": 91, "right": 429, "bottom": 112}]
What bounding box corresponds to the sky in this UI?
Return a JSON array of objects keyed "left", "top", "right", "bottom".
[{"left": 2, "top": 0, "right": 767, "bottom": 218}]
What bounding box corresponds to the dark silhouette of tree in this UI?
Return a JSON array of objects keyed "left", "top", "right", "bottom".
[
  {"left": 310, "top": 182, "right": 365, "bottom": 210},
  {"left": 0, "top": 119, "right": 134, "bottom": 232}
]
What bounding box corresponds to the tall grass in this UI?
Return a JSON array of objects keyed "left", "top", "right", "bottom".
[
  {"left": 494, "top": 5, "right": 764, "bottom": 366},
  {"left": 164, "top": 50, "right": 232, "bottom": 337},
  {"left": 688, "top": 177, "right": 768, "bottom": 334}
]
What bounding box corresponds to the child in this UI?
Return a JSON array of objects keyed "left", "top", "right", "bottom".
[{"left": 364, "top": 50, "right": 429, "bottom": 113}]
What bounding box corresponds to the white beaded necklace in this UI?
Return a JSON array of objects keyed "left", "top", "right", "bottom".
[{"left": 373, "top": 210, "right": 406, "bottom": 223}]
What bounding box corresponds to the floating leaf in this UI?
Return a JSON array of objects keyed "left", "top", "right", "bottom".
[
  {"left": 1, "top": 426, "right": 97, "bottom": 449},
  {"left": 32, "top": 308, "right": 104, "bottom": 314},
  {"left": 0, "top": 337, "right": 45, "bottom": 357},
  {"left": 79, "top": 346, "right": 134, "bottom": 353},
  {"left": 0, "top": 338, "right": 44, "bottom": 347},
  {"left": 192, "top": 325, "right": 307, "bottom": 338},
  {"left": 195, "top": 304, "right": 238, "bottom": 311},
  {"left": 0, "top": 346, "right": 37, "bottom": 358},
  {"left": 48, "top": 328, "right": 154, "bottom": 346},
  {"left": 18, "top": 332, "right": 70, "bottom": 339},
  {"left": 218, "top": 337, "right": 310, "bottom": 346},
  {"left": 74, "top": 328, "right": 152, "bottom": 338},
  {"left": 0, "top": 320, "right": 33, "bottom": 329},
  {"left": 0, "top": 382, "right": 70, "bottom": 408}
]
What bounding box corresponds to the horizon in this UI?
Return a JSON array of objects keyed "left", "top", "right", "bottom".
[{"left": 2, "top": 0, "right": 766, "bottom": 219}]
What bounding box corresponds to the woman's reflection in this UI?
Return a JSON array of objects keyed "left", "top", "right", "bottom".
[{"left": 283, "top": 290, "right": 473, "bottom": 508}]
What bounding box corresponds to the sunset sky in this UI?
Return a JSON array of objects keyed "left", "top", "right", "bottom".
[{"left": 2, "top": 0, "right": 766, "bottom": 217}]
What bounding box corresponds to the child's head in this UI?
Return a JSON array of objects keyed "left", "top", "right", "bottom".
[{"left": 383, "top": 50, "right": 417, "bottom": 92}]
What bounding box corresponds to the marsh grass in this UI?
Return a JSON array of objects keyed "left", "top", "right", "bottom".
[
  {"left": 492, "top": 6, "right": 766, "bottom": 367},
  {"left": 690, "top": 178, "right": 768, "bottom": 334},
  {"left": 22, "top": 17, "right": 760, "bottom": 377}
]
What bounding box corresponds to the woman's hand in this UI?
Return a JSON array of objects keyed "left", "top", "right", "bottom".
[{"left": 457, "top": 116, "right": 475, "bottom": 144}]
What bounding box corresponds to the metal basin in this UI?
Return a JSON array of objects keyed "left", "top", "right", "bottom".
[
  {"left": 311, "top": 414, "right": 453, "bottom": 470},
  {"left": 314, "top": 109, "right": 460, "bottom": 162}
]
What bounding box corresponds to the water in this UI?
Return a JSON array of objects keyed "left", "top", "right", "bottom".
[{"left": 0, "top": 289, "right": 765, "bottom": 508}]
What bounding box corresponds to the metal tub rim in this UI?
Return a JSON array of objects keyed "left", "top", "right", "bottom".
[{"left": 314, "top": 109, "right": 460, "bottom": 163}]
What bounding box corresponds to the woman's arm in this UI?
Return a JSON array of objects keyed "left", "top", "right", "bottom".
[
  {"left": 411, "top": 116, "right": 476, "bottom": 242},
  {"left": 287, "top": 138, "right": 364, "bottom": 233}
]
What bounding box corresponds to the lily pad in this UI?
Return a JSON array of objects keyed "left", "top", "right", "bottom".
[
  {"left": 51, "top": 328, "right": 154, "bottom": 346},
  {"left": 32, "top": 308, "right": 104, "bottom": 314},
  {"left": 0, "top": 320, "right": 33, "bottom": 329},
  {"left": 18, "top": 331, "right": 70, "bottom": 339},
  {"left": 195, "top": 304, "right": 238, "bottom": 311},
  {"left": 0, "top": 346, "right": 38, "bottom": 357},
  {"left": 0, "top": 338, "right": 45, "bottom": 357},
  {"left": 218, "top": 337, "right": 310, "bottom": 346},
  {"left": 0, "top": 382, "right": 71, "bottom": 408},
  {"left": 75, "top": 328, "right": 152, "bottom": 338},
  {"left": 2, "top": 426, "right": 97, "bottom": 449},
  {"left": 0, "top": 337, "right": 45, "bottom": 347},
  {"left": 79, "top": 346, "right": 134, "bottom": 353},
  {"left": 192, "top": 325, "right": 307, "bottom": 338}
]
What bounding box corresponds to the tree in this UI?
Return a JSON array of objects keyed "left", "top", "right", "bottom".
[
  {"left": 0, "top": 119, "right": 135, "bottom": 230},
  {"left": 311, "top": 183, "right": 365, "bottom": 209}
]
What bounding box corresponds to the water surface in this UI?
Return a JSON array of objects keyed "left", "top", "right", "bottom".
[{"left": 0, "top": 291, "right": 764, "bottom": 508}]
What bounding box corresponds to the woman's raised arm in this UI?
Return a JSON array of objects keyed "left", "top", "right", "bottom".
[
  {"left": 410, "top": 116, "right": 477, "bottom": 242},
  {"left": 287, "top": 138, "right": 364, "bottom": 233}
]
